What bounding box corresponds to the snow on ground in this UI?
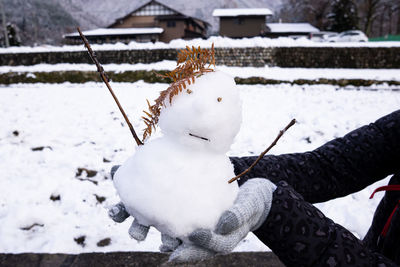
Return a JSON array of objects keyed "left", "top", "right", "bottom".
[
  {"left": 0, "top": 36, "right": 400, "bottom": 54},
  {"left": 1, "top": 61, "right": 400, "bottom": 82},
  {"left": 0, "top": 81, "right": 399, "bottom": 254}
]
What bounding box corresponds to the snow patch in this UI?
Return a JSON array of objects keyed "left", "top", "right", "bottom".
[
  {"left": 0, "top": 81, "right": 399, "bottom": 253},
  {"left": 1, "top": 36, "right": 400, "bottom": 54}
]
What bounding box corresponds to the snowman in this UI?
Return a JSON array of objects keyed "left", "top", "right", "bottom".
[{"left": 110, "top": 47, "right": 242, "bottom": 255}]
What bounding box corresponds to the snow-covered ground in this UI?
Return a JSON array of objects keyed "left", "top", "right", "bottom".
[
  {"left": 1, "top": 61, "right": 400, "bottom": 82},
  {"left": 0, "top": 36, "right": 400, "bottom": 54},
  {"left": 0, "top": 81, "right": 399, "bottom": 254}
]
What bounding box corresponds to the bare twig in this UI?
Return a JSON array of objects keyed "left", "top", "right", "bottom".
[
  {"left": 228, "top": 119, "right": 296, "bottom": 184},
  {"left": 77, "top": 27, "right": 143, "bottom": 146},
  {"left": 188, "top": 133, "right": 210, "bottom": 142},
  {"left": 20, "top": 223, "right": 44, "bottom": 231}
]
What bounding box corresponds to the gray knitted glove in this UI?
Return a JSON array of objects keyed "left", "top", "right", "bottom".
[
  {"left": 169, "top": 178, "right": 276, "bottom": 262},
  {"left": 108, "top": 202, "right": 130, "bottom": 223},
  {"left": 128, "top": 219, "right": 150, "bottom": 241},
  {"left": 108, "top": 165, "right": 130, "bottom": 223},
  {"left": 108, "top": 201, "right": 150, "bottom": 241},
  {"left": 110, "top": 165, "right": 121, "bottom": 180},
  {"left": 160, "top": 233, "right": 181, "bottom": 252},
  {"left": 169, "top": 243, "right": 216, "bottom": 263},
  {"left": 108, "top": 165, "right": 150, "bottom": 241}
]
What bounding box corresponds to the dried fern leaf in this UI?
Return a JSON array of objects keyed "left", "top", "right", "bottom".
[{"left": 141, "top": 43, "right": 216, "bottom": 142}]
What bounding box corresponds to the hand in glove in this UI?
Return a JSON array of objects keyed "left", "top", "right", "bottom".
[
  {"left": 108, "top": 166, "right": 183, "bottom": 250},
  {"left": 169, "top": 178, "right": 276, "bottom": 262},
  {"left": 108, "top": 203, "right": 184, "bottom": 252},
  {"left": 108, "top": 165, "right": 150, "bottom": 241}
]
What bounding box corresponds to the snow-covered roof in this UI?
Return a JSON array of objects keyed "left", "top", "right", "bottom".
[
  {"left": 212, "top": 8, "right": 273, "bottom": 17},
  {"left": 64, "top": 28, "right": 164, "bottom": 38},
  {"left": 267, "top": 23, "right": 319, "bottom": 33}
]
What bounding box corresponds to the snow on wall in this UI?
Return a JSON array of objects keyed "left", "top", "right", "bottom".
[
  {"left": 0, "top": 36, "right": 400, "bottom": 55},
  {"left": 1, "top": 62, "right": 400, "bottom": 82},
  {"left": 212, "top": 8, "right": 273, "bottom": 17}
]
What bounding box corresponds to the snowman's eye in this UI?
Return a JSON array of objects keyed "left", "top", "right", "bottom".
[{"left": 217, "top": 97, "right": 222, "bottom": 102}]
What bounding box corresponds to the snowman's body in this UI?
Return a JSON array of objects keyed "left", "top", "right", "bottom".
[{"left": 113, "top": 70, "right": 242, "bottom": 240}]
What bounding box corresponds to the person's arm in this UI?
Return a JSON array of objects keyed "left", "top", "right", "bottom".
[
  {"left": 172, "top": 178, "right": 397, "bottom": 265},
  {"left": 254, "top": 181, "right": 397, "bottom": 266},
  {"left": 231, "top": 109, "right": 400, "bottom": 203}
]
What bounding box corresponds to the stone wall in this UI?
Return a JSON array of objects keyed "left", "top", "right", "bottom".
[
  {"left": 0, "top": 47, "right": 399, "bottom": 68},
  {"left": 273, "top": 47, "right": 400, "bottom": 68},
  {"left": 0, "top": 49, "right": 178, "bottom": 66},
  {"left": 0, "top": 252, "right": 284, "bottom": 267}
]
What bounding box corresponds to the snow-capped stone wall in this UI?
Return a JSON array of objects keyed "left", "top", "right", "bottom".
[{"left": 0, "top": 47, "right": 400, "bottom": 68}]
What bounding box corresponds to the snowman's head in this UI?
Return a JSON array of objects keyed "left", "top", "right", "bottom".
[{"left": 158, "top": 70, "right": 242, "bottom": 154}]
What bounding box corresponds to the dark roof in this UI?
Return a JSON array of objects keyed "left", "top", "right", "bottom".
[{"left": 108, "top": 0, "right": 210, "bottom": 28}]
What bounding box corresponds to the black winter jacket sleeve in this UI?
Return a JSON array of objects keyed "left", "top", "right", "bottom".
[
  {"left": 254, "top": 181, "right": 397, "bottom": 266},
  {"left": 230, "top": 109, "right": 400, "bottom": 203},
  {"left": 230, "top": 110, "right": 400, "bottom": 266}
]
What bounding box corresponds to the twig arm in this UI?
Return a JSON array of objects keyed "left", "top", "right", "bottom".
[
  {"left": 77, "top": 27, "right": 143, "bottom": 146},
  {"left": 228, "top": 119, "right": 296, "bottom": 184}
]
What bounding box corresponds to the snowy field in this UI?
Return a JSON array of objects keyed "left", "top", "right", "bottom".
[{"left": 0, "top": 80, "right": 399, "bottom": 253}]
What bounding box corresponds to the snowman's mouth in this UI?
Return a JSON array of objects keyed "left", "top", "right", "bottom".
[{"left": 188, "top": 132, "right": 210, "bottom": 142}]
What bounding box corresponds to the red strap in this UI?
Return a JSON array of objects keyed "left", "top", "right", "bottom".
[
  {"left": 369, "top": 185, "right": 400, "bottom": 199},
  {"left": 369, "top": 184, "right": 400, "bottom": 237},
  {"left": 381, "top": 200, "right": 400, "bottom": 237}
]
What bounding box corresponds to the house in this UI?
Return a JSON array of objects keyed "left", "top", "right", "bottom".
[
  {"left": 64, "top": 0, "right": 209, "bottom": 44},
  {"left": 212, "top": 8, "right": 273, "bottom": 38},
  {"left": 264, "top": 23, "right": 319, "bottom": 38}
]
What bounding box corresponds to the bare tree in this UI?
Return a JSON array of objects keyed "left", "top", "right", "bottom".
[
  {"left": 278, "top": 0, "right": 307, "bottom": 22},
  {"left": 358, "top": 0, "right": 381, "bottom": 36},
  {"left": 278, "top": 0, "right": 400, "bottom": 37},
  {"left": 305, "top": 0, "right": 331, "bottom": 30},
  {"left": 278, "top": 0, "right": 331, "bottom": 30},
  {"left": 356, "top": 0, "right": 400, "bottom": 37},
  {"left": 390, "top": 0, "right": 400, "bottom": 34},
  {"left": 0, "top": 0, "right": 9, "bottom": 47},
  {"left": 397, "top": 7, "right": 400, "bottom": 34}
]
